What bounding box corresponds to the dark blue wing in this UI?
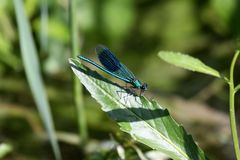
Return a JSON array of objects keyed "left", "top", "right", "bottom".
[
  {"left": 78, "top": 55, "right": 132, "bottom": 83},
  {"left": 96, "top": 45, "right": 135, "bottom": 81},
  {"left": 96, "top": 45, "right": 120, "bottom": 72}
]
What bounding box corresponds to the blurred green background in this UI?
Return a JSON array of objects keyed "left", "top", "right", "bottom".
[{"left": 0, "top": 0, "right": 239, "bottom": 159}]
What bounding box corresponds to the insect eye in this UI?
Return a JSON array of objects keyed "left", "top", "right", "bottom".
[{"left": 141, "top": 83, "right": 148, "bottom": 90}]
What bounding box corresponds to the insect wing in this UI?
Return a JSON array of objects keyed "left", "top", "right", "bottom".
[{"left": 96, "top": 45, "right": 135, "bottom": 81}]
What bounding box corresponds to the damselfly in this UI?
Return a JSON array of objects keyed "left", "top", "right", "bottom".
[{"left": 78, "top": 45, "right": 148, "bottom": 95}]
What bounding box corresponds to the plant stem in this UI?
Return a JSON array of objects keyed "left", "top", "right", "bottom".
[
  {"left": 229, "top": 50, "right": 240, "bottom": 160},
  {"left": 40, "top": 0, "right": 48, "bottom": 53},
  {"left": 69, "top": 0, "right": 88, "bottom": 143}
]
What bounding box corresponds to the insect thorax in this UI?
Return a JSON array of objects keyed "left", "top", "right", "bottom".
[{"left": 133, "top": 79, "right": 142, "bottom": 89}]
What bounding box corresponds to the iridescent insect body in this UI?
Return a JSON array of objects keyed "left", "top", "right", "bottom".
[{"left": 78, "top": 45, "right": 148, "bottom": 94}]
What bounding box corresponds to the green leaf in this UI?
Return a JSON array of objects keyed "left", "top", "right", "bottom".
[
  {"left": 0, "top": 143, "right": 12, "bottom": 159},
  {"left": 158, "top": 51, "right": 221, "bottom": 78},
  {"left": 69, "top": 58, "right": 208, "bottom": 160},
  {"left": 14, "top": 1, "right": 61, "bottom": 160},
  {"left": 235, "top": 84, "right": 240, "bottom": 93}
]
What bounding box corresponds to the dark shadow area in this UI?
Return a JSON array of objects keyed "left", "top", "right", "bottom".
[
  {"left": 183, "top": 128, "right": 209, "bottom": 160},
  {"left": 230, "top": 0, "right": 240, "bottom": 47},
  {"left": 106, "top": 107, "right": 169, "bottom": 122},
  {"left": 69, "top": 60, "right": 116, "bottom": 85}
]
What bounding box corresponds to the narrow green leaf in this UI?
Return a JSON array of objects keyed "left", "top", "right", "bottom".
[
  {"left": 14, "top": 1, "right": 61, "bottom": 160},
  {"left": 158, "top": 51, "right": 221, "bottom": 78},
  {"left": 69, "top": 58, "right": 208, "bottom": 160}
]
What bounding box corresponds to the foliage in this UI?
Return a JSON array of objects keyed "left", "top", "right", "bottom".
[
  {"left": 0, "top": 0, "right": 239, "bottom": 159},
  {"left": 0, "top": 143, "right": 12, "bottom": 158},
  {"left": 69, "top": 58, "right": 208, "bottom": 160},
  {"left": 158, "top": 51, "right": 240, "bottom": 160},
  {"left": 158, "top": 51, "right": 221, "bottom": 78},
  {"left": 13, "top": 0, "right": 61, "bottom": 159}
]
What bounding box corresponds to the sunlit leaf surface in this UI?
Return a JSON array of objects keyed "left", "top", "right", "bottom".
[
  {"left": 158, "top": 51, "right": 221, "bottom": 78},
  {"left": 69, "top": 58, "right": 208, "bottom": 160},
  {"left": 0, "top": 143, "right": 12, "bottom": 159}
]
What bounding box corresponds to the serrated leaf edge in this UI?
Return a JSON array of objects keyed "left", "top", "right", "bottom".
[{"left": 70, "top": 60, "right": 190, "bottom": 160}]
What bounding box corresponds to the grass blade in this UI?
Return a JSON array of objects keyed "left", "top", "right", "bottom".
[
  {"left": 69, "top": 0, "right": 88, "bottom": 142},
  {"left": 40, "top": 0, "right": 48, "bottom": 53},
  {"left": 14, "top": 1, "right": 61, "bottom": 159},
  {"left": 69, "top": 58, "right": 208, "bottom": 160}
]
